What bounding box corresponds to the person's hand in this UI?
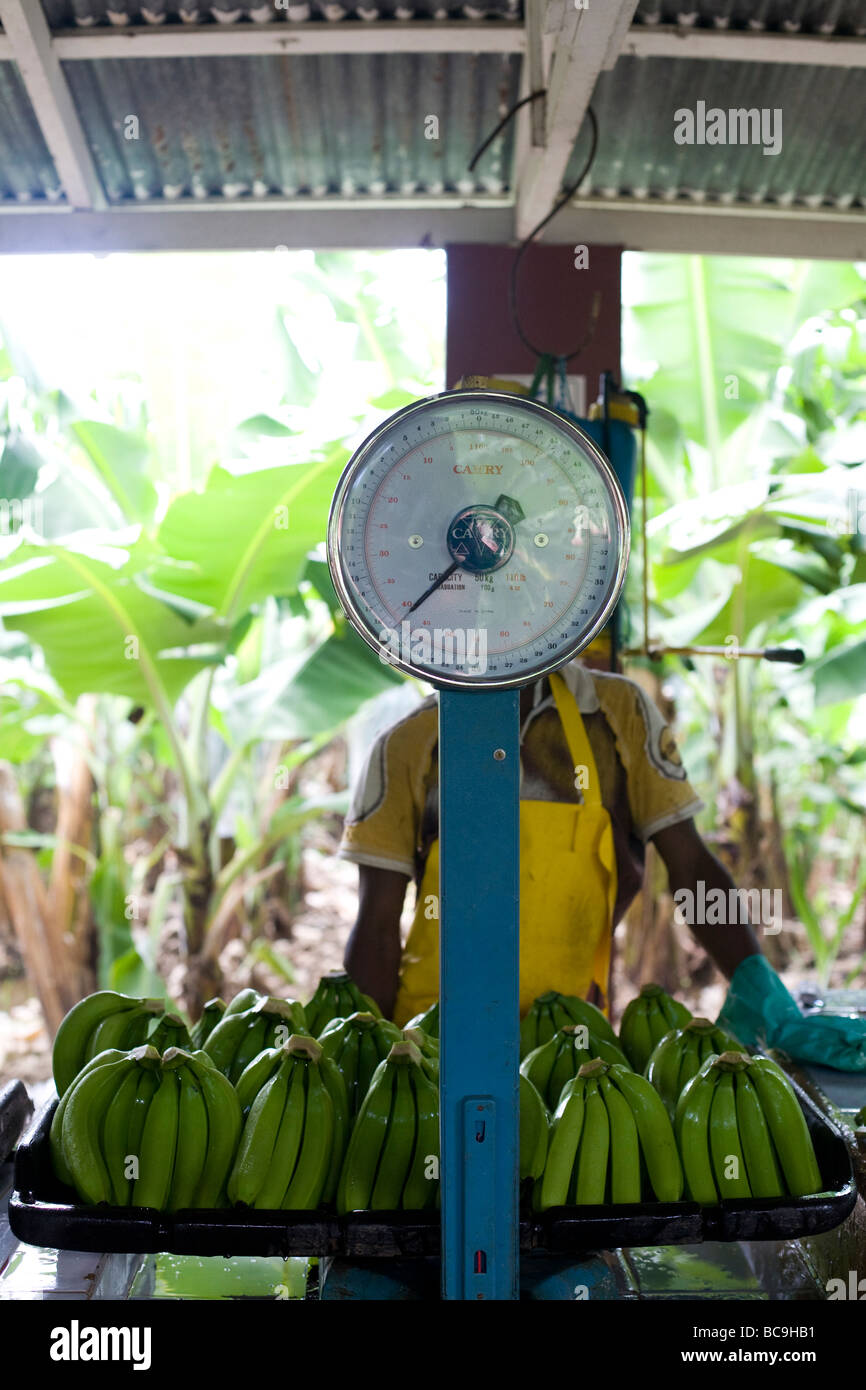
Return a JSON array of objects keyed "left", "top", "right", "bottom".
[{"left": 717, "top": 954, "right": 866, "bottom": 1072}]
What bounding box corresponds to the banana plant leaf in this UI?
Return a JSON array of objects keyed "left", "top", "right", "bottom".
[
  {"left": 0, "top": 436, "right": 41, "bottom": 500},
  {"left": 0, "top": 536, "right": 228, "bottom": 704},
  {"left": 810, "top": 638, "right": 866, "bottom": 707},
  {"left": 626, "top": 257, "right": 795, "bottom": 469},
  {"left": 151, "top": 452, "right": 347, "bottom": 620},
  {"left": 220, "top": 623, "right": 405, "bottom": 746},
  {"left": 70, "top": 421, "right": 158, "bottom": 527}
]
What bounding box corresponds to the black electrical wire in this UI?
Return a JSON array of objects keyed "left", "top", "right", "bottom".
[
  {"left": 467, "top": 90, "right": 548, "bottom": 174},
  {"left": 509, "top": 106, "right": 600, "bottom": 361},
  {"left": 467, "top": 97, "right": 602, "bottom": 364}
]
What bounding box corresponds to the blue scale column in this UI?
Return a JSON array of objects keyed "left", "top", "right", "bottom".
[{"left": 439, "top": 687, "right": 521, "bottom": 1300}]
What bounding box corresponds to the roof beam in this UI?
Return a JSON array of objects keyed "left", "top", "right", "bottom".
[
  {"left": 513, "top": 0, "right": 640, "bottom": 242},
  {"left": 0, "top": 0, "right": 105, "bottom": 210},
  {"left": 0, "top": 18, "right": 862, "bottom": 66},
  {"left": 623, "top": 25, "right": 866, "bottom": 68},
  {"left": 46, "top": 21, "right": 524, "bottom": 60},
  {"left": 0, "top": 199, "right": 862, "bottom": 261},
  {"left": 555, "top": 196, "right": 866, "bottom": 260},
  {"left": 0, "top": 203, "right": 515, "bottom": 254}
]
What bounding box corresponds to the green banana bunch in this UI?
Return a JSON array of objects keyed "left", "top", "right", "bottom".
[
  {"left": 618, "top": 984, "right": 692, "bottom": 1073},
  {"left": 519, "top": 1073, "right": 549, "bottom": 1181},
  {"left": 203, "top": 994, "right": 309, "bottom": 1083},
  {"left": 404, "top": 1001, "right": 439, "bottom": 1039},
  {"left": 50, "top": 1048, "right": 129, "bottom": 1189},
  {"left": 227, "top": 1035, "right": 348, "bottom": 1209},
  {"left": 401, "top": 1026, "right": 439, "bottom": 1082},
  {"left": 49, "top": 1043, "right": 242, "bottom": 1209},
  {"left": 744, "top": 1055, "right": 822, "bottom": 1198},
  {"left": 190, "top": 998, "right": 227, "bottom": 1050},
  {"left": 519, "top": 991, "right": 618, "bottom": 1060},
  {"left": 645, "top": 1017, "right": 744, "bottom": 1119},
  {"left": 536, "top": 1057, "right": 683, "bottom": 1210},
  {"left": 304, "top": 971, "right": 383, "bottom": 1036},
  {"left": 233, "top": 1035, "right": 349, "bottom": 1203},
  {"left": 675, "top": 1051, "right": 823, "bottom": 1205},
  {"left": 52, "top": 991, "right": 165, "bottom": 1098},
  {"left": 317, "top": 1011, "right": 402, "bottom": 1118},
  {"left": 337, "top": 1040, "right": 440, "bottom": 1213},
  {"left": 143, "top": 1048, "right": 242, "bottom": 1211},
  {"left": 521, "top": 1023, "right": 631, "bottom": 1110}
]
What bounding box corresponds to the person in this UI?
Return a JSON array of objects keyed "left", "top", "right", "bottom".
[{"left": 337, "top": 657, "right": 866, "bottom": 1071}]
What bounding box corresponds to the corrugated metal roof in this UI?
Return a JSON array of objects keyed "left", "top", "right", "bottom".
[
  {"left": 60, "top": 51, "right": 519, "bottom": 200},
  {"left": 39, "top": 0, "right": 521, "bottom": 26},
  {"left": 31, "top": 0, "right": 866, "bottom": 31},
  {"left": 564, "top": 54, "right": 865, "bottom": 210},
  {"left": 0, "top": 63, "right": 62, "bottom": 200},
  {"left": 633, "top": 0, "right": 866, "bottom": 35},
  {"left": 0, "top": 2, "right": 861, "bottom": 219}
]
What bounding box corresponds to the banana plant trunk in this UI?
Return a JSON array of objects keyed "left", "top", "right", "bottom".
[
  {"left": 731, "top": 659, "right": 786, "bottom": 969},
  {"left": 177, "top": 809, "right": 221, "bottom": 1017},
  {"left": 0, "top": 765, "right": 75, "bottom": 1031}
]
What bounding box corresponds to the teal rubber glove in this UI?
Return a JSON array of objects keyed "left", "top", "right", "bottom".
[{"left": 717, "top": 953, "right": 866, "bottom": 1072}]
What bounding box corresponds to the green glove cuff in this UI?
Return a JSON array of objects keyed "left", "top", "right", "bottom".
[
  {"left": 717, "top": 953, "right": 866, "bottom": 1072},
  {"left": 717, "top": 954, "right": 800, "bottom": 1049}
]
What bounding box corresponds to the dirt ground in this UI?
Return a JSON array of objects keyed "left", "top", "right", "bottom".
[{"left": 1, "top": 817, "right": 861, "bottom": 1089}]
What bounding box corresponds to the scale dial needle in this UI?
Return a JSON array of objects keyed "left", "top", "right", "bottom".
[{"left": 406, "top": 560, "right": 459, "bottom": 615}]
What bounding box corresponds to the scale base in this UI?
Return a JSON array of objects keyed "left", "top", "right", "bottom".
[{"left": 317, "top": 1253, "right": 621, "bottom": 1301}]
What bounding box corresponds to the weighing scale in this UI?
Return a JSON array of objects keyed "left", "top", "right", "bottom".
[{"left": 327, "top": 388, "right": 631, "bottom": 1300}]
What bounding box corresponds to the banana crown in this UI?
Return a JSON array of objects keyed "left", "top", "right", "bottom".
[
  {"left": 286, "top": 1034, "right": 323, "bottom": 1060},
  {"left": 685, "top": 1018, "right": 716, "bottom": 1032},
  {"left": 639, "top": 984, "right": 664, "bottom": 999},
  {"left": 162, "top": 1046, "right": 199, "bottom": 1069},
  {"left": 256, "top": 996, "right": 301, "bottom": 1019},
  {"left": 387, "top": 1040, "right": 424, "bottom": 1066},
  {"left": 577, "top": 1058, "right": 608, "bottom": 1078},
  {"left": 714, "top": 1050, "right": 752, "bottom": 1071}
]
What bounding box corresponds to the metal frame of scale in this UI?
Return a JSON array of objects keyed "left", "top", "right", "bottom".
[{"left": 327, "top": 388, "right": 631, "bottom": 1299}]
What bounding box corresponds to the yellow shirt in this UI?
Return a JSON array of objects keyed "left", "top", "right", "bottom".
[{"left": 337, "top": 661, "right": 703, "bottom": 926}]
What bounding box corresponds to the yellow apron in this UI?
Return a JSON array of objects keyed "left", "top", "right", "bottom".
[{"left": 393, "top": 671, "right": 619, "bottom": 1025}]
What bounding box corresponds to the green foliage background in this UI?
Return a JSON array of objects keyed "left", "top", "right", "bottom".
[{"left": 0, "top": 246, "right": 863, "bottom": 1002}]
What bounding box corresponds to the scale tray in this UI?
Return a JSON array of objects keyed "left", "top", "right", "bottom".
[{"left": 9, "top": 1075, "right": 855, "bottom": 1258}]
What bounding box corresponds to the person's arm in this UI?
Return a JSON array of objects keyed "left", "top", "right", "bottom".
[
  {"left": 651, "top": 818, "right": 761, "bottom": 979},
  {"left": 343, "top": 864, "right": 410, "bottom": 1020}
]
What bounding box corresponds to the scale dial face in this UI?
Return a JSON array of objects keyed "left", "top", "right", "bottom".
[{"left": 327, "top": 390, "right": 630, "bottom": 689}]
